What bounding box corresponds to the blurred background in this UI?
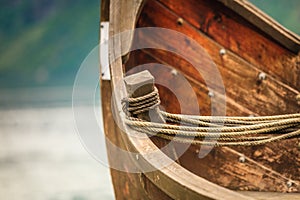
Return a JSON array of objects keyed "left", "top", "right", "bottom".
[
  {"left": 0, "top": 0, "right": 115, "bottom": 199},
  {"left": 0, "top": 0, "right": 299, "bottom": 200}
]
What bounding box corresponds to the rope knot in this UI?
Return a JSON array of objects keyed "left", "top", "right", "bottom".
[{"left": 122, "top": 86, "right": 161, "bottom": 116}]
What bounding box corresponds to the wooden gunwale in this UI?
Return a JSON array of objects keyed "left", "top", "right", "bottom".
[{"left": 102, "top": 0, "right": 300, "bottom": 199}]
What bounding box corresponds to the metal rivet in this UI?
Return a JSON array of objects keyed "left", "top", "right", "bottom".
[
  {"left": 219, "top": 48, "right": 226, "bottom": 55},
  {"left": 208, "top": 91, "right": 214, "bottom": 98},
  {"left": 177, "top": 18, "right": 184, "bottom": 25},
  {"left": 171, "top": 69, "right": 178, "bottom": 76},
  {"left": 239, "top": 155, "right": 246, "bottom": 163},
  {"left": 287, "top": 180, "right": 293, "bottom": 188},
  {"left": 258, "top": 72, "right": 266, "bottom": 81},
  {"left": 195, "top": 149, "right": 200, "bottom": 154}
]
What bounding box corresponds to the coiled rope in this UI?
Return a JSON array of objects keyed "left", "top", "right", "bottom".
[{"left": 122, "top": 87, "right": 300, "bottom": 146}]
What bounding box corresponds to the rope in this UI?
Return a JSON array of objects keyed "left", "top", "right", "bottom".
[
  {"left": 122, "top": 86, "right": 300, "bottom": 146},
  {"left": 122, "top": 87, "right": 161, "bottom": 115}
]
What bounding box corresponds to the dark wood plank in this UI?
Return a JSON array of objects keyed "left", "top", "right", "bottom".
[
  {"left": 101, "top": 0, "right": 110, "bottom": 21},
  {"left": 108, "top": 0, "right": 255, "bottom": 199},
  {"left": 239, "top": 191, "right": 300, "bottom": 200},
  {"left": 125, "top": 49, "right": 253, "bottom": 116},
  {"left": 125, "top": 52, "right": 300, "bottom": 192},
  {"left": 157, "top": 0, "right": 300, "bottom": 90},
  {"left": 136, "top": 0, "right": 300, "bottom": 116},
  {"left": 124, "top": 0, "right": 300, "bottom": 192},
  {"left": 218, "top": 0, "right": 300, "bottom": 53},
  {"left": 102, "top": 80, "right": 172, "bottom": 200}
]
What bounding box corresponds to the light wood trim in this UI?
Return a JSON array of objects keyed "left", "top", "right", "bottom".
[
  {"left": 218, "top": 0, "right": 300, "bottom": 53},
  {"left": 239, "top": 191, "right": 300, "bottom": 200}
]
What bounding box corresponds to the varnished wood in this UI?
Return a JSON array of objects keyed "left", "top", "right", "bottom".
[
  {"left": 158, "top": 0, "right": 300, "bottom": 90},
  {"left": 136, "top": 0, "right": 300, "bottom": 116},
  {"left": 218, "top": 0, "right": 300, "bottom": 53},
  {"left": 109, "top": 0, "right": 144, "bottom": 59},
  {"left": 101, "top": 0, "right": 110, "bottom": 21},
  {"left": 103, "top": 0, "right": 300, "bottom": 198},
  {"left": 102, "top": 80, "right": 172, "bottom": 200},
  {"left": 125, "top": 49, "right": 253, "bottom": 116},
  {"left": 239, "top": 191, "right": 300, "bottom": 200},
  {"left": 107, "top": 0, "right": 254, "bottom": 199}
]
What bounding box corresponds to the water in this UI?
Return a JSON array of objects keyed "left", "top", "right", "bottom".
[{"left": 0, "top": 87, "right": 115, "bottom": 200}]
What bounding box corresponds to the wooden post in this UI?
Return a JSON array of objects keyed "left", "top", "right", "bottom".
[{"left": 124, "top": 70, "right": 165, "bottom": 123}]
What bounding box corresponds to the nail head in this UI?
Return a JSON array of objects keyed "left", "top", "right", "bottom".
[
  {"left": 177, "top": 18, "right": 184, "bottom": 25},
  {"left": 239, "top": 155, "right": 246, "bottom": 163},
  {"left": 287, "top": 180, "right": 293, "bottom": 188},
  {"left": 219, "top": 48, "right": 226, "bottom": 55},
  {"left": 258, "top": 72, "right": 266, "bottom": 81}
]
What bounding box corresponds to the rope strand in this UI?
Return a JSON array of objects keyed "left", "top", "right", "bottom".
[{"left": 122, "top": 85, "right": 300, "bottom": 146}]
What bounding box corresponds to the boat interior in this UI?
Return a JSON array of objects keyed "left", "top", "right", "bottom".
[{"left": 121, "top": 0, "right": 300, "bottom": 193}]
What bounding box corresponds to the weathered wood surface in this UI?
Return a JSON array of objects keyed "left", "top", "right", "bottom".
[
  {"left": 125, "top": 49, "right": 253, "bottom": 116},
  {"left": 107, "top": 0, "right": 256, "bottom": 199},
  {"left": 125, "top": 52, "right": 300, "bottom": 192},
  {"left": 136, "top": 0, "right": 300, "bottom": 116},
  {"left": 102, "top": 80, "right": 172, "bottom": 200},
  {"left": 102, "top": 80, "right": 250, "bottom": 199},
  {"left": 101, "top": 0, "right": 109, "bottom": 21},
  {"left": 125, "top": 0, "right": 300, "bottom": 193},
  {"left": 109, "top": 0, "right": 144, "bottom": 58},
  {"left": 239, "top": 191, "right": 300, "bottom": 200},
  {"left": 124, "top": 70, "right": 165, "bottom": 123},
  {"left": 218, "top": 0, "right": 300, "bottom": 53},
  {"left": 104, "top": 0, "right": 300, "bottom": 199},
  {"left": 157, "top": 0, "right": 300, "bottom": 90}
]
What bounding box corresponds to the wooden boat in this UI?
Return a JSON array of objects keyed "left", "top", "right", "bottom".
[{"left": 100, "top": 0, "right": 300, "bottom": 199}]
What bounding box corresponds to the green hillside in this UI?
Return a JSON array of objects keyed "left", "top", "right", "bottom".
[{"left": 0, "top": 0, "right": 99, "bottom": 87}]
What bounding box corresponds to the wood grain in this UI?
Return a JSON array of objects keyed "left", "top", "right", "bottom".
[
  {"left": 125, "top": 49, "right": 253, "bottom": 116},
  {"left": 157, "top": 0, "right": 300, "bottom": 90},
  {"left": 125, "top": 50, "right": 300, "bottom": 193},
  {"left": 136, "top": 0, "right": 300, "bottom": 116},
  {"left": 218, "top": 0, "right": 300, "bottom": 53},
  {"left": 102, "top": 80, "right": 172, "bottom": 200},
  {"left": 124, "top": 0, "right": 300, "bottom": 192},
  {"left": 105, "top": 0, "right": 300, "bottom": 198},
  {"left": 107, "top": 0, "right": 255, "bottom": 199}
]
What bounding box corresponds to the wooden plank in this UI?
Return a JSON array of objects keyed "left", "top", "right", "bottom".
[
  {"left": 147, "top": 136, "right": 300, "bottom": 192},
  {"left": 102, "top": 80, "right": 172, "bottom": 200},
  {"left": 110, "top": 0, "right": 144, "bottom": 58},
  {"left": 136, "top": 0, "right": 300, "bottom": 116},
  {"left": 157, "top": 0, "right": 300, "bottom": 90},
  {"left": 125, "top": 50, "right": 300, "bottom": 192},
  {"left": 127, "top": 0, "right": 300, "bottom": 192},
  {"left": 218, "top": 0, "right": 300, "bottom": 53},
  {"left": 108, "top": 0, "right": 254, "bottom": 199},
  {"left": 239, "top": 191, "right": 300, "bottom": 200},
  {"left": 101, "top": 0, "right": 110, "bottom": 21},
  {"left": 125, "top": 49, "right": 254, "bottom": 116}
]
